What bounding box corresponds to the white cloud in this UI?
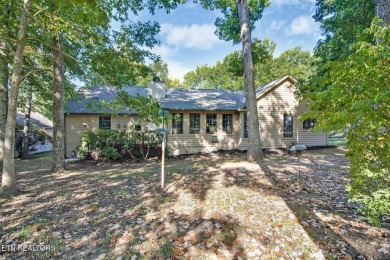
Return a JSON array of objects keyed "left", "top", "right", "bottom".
[
  {"left": 160, "top": 23, "right": 221, "bottom": 50},
  {"left": 150, "top": 45, "right": 176, "bottom": 58},
  {"left": 270, "top": 20, "right": 286, "bottom": 31},
  {"left": 285, "top": 15, "right": 320, "bottom": 37}
]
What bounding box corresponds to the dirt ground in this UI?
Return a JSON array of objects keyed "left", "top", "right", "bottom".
[{"left": 0, "top": 148, "right": 389, "bottom": 259}]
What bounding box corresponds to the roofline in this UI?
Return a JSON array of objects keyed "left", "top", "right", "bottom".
[
  {"left": 64, "top": 112, "right": 138, "bottom": 115},
  {"left": 65, "top": 108, "right": 240, "bottom": 115},
  {"left": 256, "top": 75, "right": 297, "bottom": 100},
  {"left": 239, "top": 75, "right": 297, "bottom": 110}
]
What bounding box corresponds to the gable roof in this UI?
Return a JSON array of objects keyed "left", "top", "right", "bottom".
[
  {"left": 16, "top": 111, "right": 53, "bottom": 129},
  {"left": 256, "top": 75, "right": 297, "bottom": 98},
  {"left": 239, "top": 75, "right": 297, "bottom": 109},
  {"left": 65, "top": 75, "right": 296, "bottom": 114}
]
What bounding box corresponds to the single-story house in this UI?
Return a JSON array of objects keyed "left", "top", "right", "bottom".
[
  {"left": 16, "top": 109, "right": 53, "bottom": 155},
  {"left": 64, "top": 75, "right": 327, "bottom": 158}
]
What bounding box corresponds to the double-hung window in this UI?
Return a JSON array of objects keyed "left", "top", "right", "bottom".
[
  {"left": 206, "top": 114, "right": 217, "bottom": 134},
  {"left": 172, "top": 113, "right": 183, "bottom": 134},
  {"left": 189, "top": 113, "right": 200, "bottom": 134},
  {"left": 283, "top": 114, "right": 293, "bottom": 137},
  {"left": 222, "top": 114, "right": 233, "bottom": 134}
]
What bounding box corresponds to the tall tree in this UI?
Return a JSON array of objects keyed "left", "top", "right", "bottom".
[
  {"left": 375, "top": 0, "right": 390, "bottom": 26},
  {"left": 306, "top": 0, "right": 389, "bottom": 225},
  {"left": 200, "top": 0, "right": 269, "bottom": 160},
  {"left": 52, "top": 30, "right": 65, "bottom": 172},
  {"left": 1, "top": 0, "right": 31, "bottom": 198},
  {"left": 0, "top": 0, "right": 186, "bottom": 193},
  {"left": 255, "top": 47, "right": 317, "bottom": 87},
  {"left": 0, "top": 40, "right": 8, "bottom": 162},
  {"left": 313, "top": 0, "right": 375, "bottom": 63},
  {"left": 183, "top": 61, "right": 243, "bottom": 90},
  {"left": 182, "top": 40, "right": 316, "bottom": 90},
  {"left": 0, "top": 1, "right": 14, "bottom": 161},
  {"left": 21, "top": 85, "right": 33, "bottom": 159}
]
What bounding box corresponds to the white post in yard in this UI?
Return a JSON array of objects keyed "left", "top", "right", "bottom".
[
  {"left": 161, "top": 133, "right": 165, "bottom": 189},
  {"left": 157, "top": 110, "right": 169, "bottom": 190}
]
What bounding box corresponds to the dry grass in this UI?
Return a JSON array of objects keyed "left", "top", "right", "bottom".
[{"left": 0, "top": 148, "right": 389, "bottom": 259}]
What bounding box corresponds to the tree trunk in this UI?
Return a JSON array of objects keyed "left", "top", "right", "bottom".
[
  {"left": 51, "top": 31, "right": 65, "bottom": 172},
  {"left": 236, "top": 0, "right": 263, "bottom": 161},
  {"left": 375, "top": 0, "right": 390, "bottom": 27},
  {"left": 1, "top": 0, "right": 31, "bottom": 198},
  {"left": 0, "top": 2, "right": 11, "bottom": 162},
  {"left": 21, "top": 87, "right": 32, "bottom": 159},
  {"left": 0, "top": 43, "right": 9, "bottom": 163}
]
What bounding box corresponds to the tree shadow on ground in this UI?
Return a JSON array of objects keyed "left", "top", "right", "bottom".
[
  {"left": 0, "top": 161, "right": 166, "bottom": 259},
  {"left": 1, "top": 150, "right": 389, "bottom": 259},
  {"left": 0, "top": 155, "right": 250, "bottom": 259},
  {"left": 255, "top": 154, "right": 389, "bottom": 259}
]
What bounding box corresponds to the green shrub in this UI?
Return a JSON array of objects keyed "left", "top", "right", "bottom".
[
  {"left": 100, "top": 146, "right": 120, "bottom": 161},
  {"left": 77, "top": 129, "right": 163, "bottom": 161}
]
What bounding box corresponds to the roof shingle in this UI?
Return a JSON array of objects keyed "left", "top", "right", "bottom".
[{"left": 65, "top": 75, "right": 293, "bottom": 114}]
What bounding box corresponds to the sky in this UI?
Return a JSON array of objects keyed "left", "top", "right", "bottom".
[{"left": 134, "top": 0, "right": 322, "bottom": 81}]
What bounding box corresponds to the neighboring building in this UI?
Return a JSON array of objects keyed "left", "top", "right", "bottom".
[
  {"left": 16, "top": 110, "right": 53, "bottom": 155},
  {"left": 64, "top": 75, "right": 327, "bottom": 157}
]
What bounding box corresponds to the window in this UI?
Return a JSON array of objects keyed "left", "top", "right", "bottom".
[
  {"left": 172, "top": 113, "right": 183, "bottom": 134},
  {"left": 189, "top": 113, "right": 200, "bottom": 134},
  {"left": 303, "top": 118, "right": 316, "bottom": 129},
  {"left": 283, "top": 114, "right": 293, "bottom": 137},
  {"left": 222, "top": 114, "right": 233, "bottom": 134},
  {"left": 243, "top": 113, "right": 248, "bottom": 138},
  {"left": 206, "top": 114, "right": 217, "bottom": 134},
  {"left": 134, "top": 118, "right": 142, "bottom": 131},
  {"left": 99, "top": 116, "right": 111, "bottom": 130}
]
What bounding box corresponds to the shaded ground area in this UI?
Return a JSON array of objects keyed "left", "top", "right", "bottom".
[{"left": 0, "top": 148, "right": 389, "bottom": 259}]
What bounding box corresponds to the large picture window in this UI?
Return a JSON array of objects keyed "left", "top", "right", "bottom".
[
  {"left": 222, "top": 114, "right": 233, "bottom": 134},
  {"left": 303, "top": 118, "right": 316, "bottom": 129},
  {"left": 172, "top": 113, "right": 183, "bottom": 134},
  {"left": 283, "top": 114, "right": 293, "bottom": 137},
  {"left": 243, "top": 113, "right": 248, "bottom": 138},
  {"left": 99, "top": 116, "right": 111, "bottom": 130},
  {"left": 189, "top": 113, "right": 200, "bottom": 134},
  {"left": 206, "top": 114, "right": 217, "bottom": 134}
]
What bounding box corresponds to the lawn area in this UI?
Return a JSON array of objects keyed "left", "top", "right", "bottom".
[
  {"left": 0, "top": 148, "right": 389, "bottom": 259},
  {"left": 328, "top": 137, "right": 348, "bottom": 147}
]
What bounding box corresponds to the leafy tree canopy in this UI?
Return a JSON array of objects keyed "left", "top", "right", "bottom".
[
  {"left": 306, "top": 11, "right": 389, "bottom": 225},
  {"left": 313, "top": 0, "right": 375, "bottom": 63},
  {"left": 198, "top": 0, "right": 269, "bottom": 43},
  {"left": 182, "top": 40, "right": 317, "bottom": 90}
]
